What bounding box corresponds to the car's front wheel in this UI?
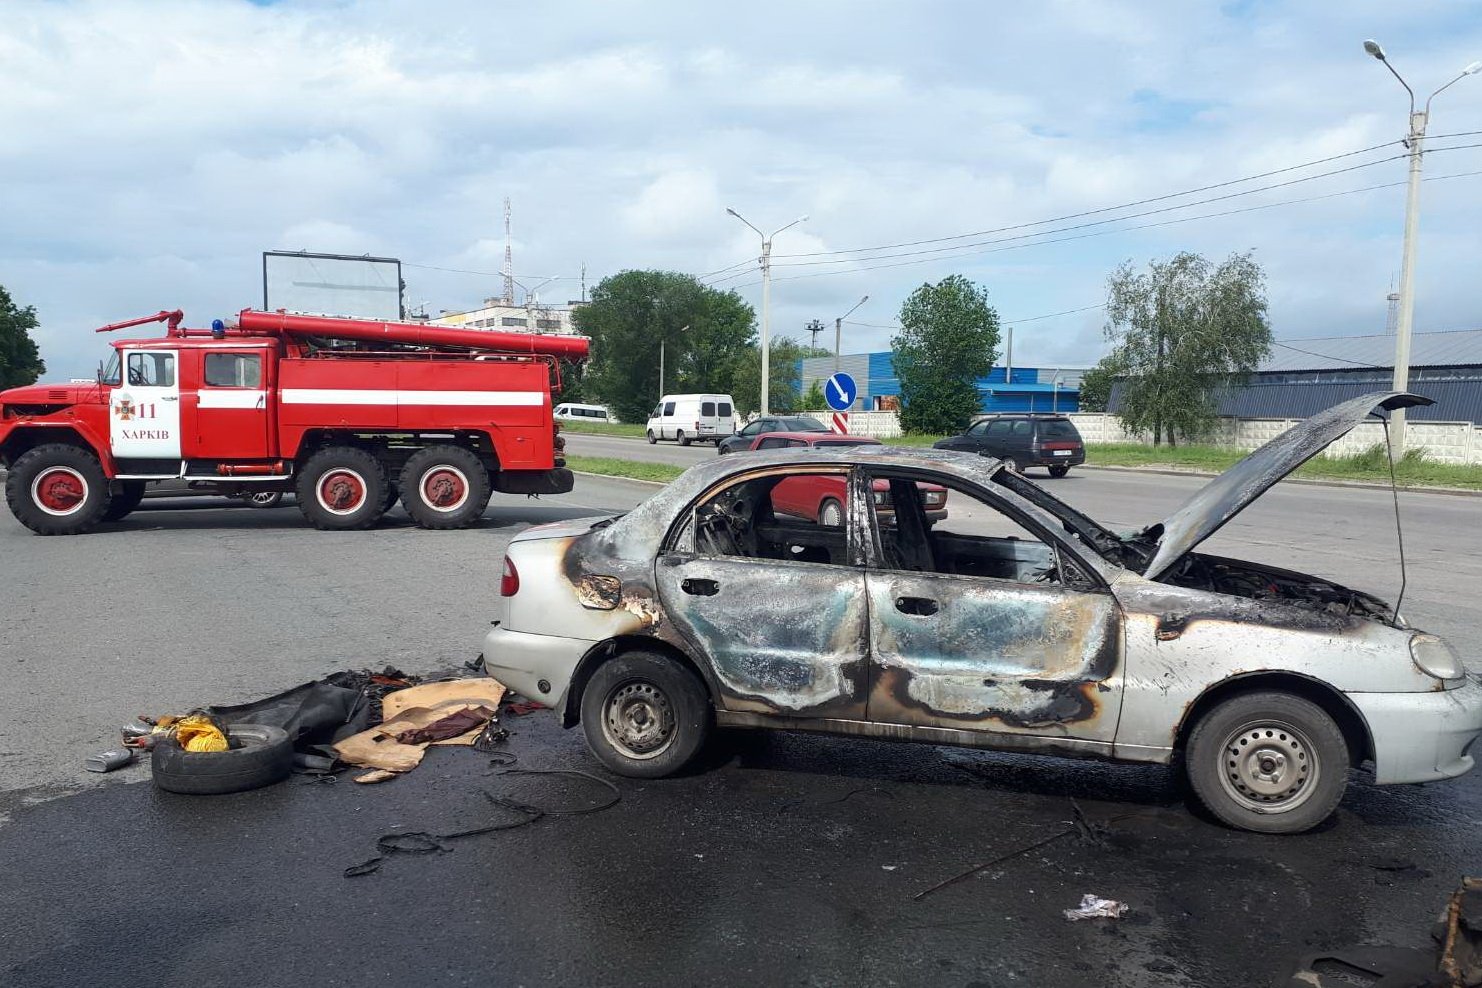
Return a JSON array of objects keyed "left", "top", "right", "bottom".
[
  {"left": 647, "top": 430, "right": 657, "bottom": 445},
  {"left": 581, "top": 650, "right": 711, "bottom": 778},
  {"left": 1185, "top": 691, "right": 1349, "bottom": 834}
]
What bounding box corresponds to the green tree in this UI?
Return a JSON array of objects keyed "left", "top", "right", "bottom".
[
  {"left": 1102, "top": 251, "right": 1271, "bottom": 445},
  {"left": 801, "top": 378, "right": 826, "bottom": 410},
  {"left": 0, "top": 285, "right": 45, "bottom": 389},
  {"left": 573, "top": 271, "right": 755, "bottom": 424},
  {"left": 720, "top": 337, "right": 829, "bottom": 415},
  {"left": 1076, "top": 355, "right": 1124, "bottom": 413},
  {"left": 891, "top": 275, "right": 1000, "bottom": 434}
]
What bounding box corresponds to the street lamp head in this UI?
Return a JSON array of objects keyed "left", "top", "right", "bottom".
[
  {"left": 725, "top": 208, "right": 740, "bottom": 218},
  {"left": 1364, "top": 39, "right": 1386, "bottom": 60},
  {"left": 1463, "top": 60, "right": 1482, "bottom": 76}
]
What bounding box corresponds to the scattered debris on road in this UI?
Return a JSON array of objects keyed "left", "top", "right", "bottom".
[{"left": 1063, "top": 894, "right": 1129, "bottom": 921}]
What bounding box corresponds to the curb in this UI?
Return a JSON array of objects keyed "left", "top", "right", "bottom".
[
  {"left": 570, "top": 470, "right": 666, "bottom": 488},
  {"left": 1074, "top": 463, "right": 1482, "bottom": 498}
]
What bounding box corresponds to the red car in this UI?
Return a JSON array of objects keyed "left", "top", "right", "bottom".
[{"left": 745, "top": 432, "right": 948, "bottom": 525}]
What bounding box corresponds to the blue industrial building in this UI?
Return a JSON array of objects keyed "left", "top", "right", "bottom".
[{"left": 798, "top": 352, "right": 1085, "bottom": 414}]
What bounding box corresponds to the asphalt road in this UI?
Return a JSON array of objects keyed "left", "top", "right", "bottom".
[{"left": 2, "top": 465, "right": 1481, "bottom": 987}]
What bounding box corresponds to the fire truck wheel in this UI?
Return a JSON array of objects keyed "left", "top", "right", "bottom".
[
  {"left": 103, "top": 481, "right": 147, "bottom": 522},
  {"left": 399, "top": 446, "right": 492, "bottom": 530},
  {"left": 296, "top": 447, "right": 389, "bottom": 531},
  {"left": 6, "top": 443, "right": 112, "bottom": 536}
]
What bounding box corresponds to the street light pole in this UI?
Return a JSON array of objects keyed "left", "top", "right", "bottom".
[
  {"left": 727, "top": 208, "right": 808, "bottom": 416},
  {"left": 1363, "top": 40, "right": 1482, "bottom": 448},
  {"left": 658, "top": 324, "right": 689, "bottom": 398},
  {"left": 833, "top": 295, "right": 869, "bottom": 375}
]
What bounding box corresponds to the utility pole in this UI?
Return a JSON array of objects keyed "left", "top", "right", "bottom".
[
  {"left": 726, "top": 208, "right": 808, "bottom": 416},
  {"left": 805, "top": 319, "right": 825, "bottom": 350},
  {"left": 501, "top": 197, "right": 515, "bottom": 306},
  {"left": 833, "top": 295, "right": 869, "bottom": 374},
  {"left": 1363, "top": 40, "right": 1482, "bottom": 448}
]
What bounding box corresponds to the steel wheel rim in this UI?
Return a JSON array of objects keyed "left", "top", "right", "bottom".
[
  {"left": 820, "top": 500, "right": 843, "bottom": 527},
  {"left": 31, "top": 467, "right": 88, "bottom": 516},
  {"left": 248, "top": 491, "right": 280, "bottom": 506},
  {"left": 1216, "top": 719, "right": 1321, "bottom": 814},
  {"left": 419, "top": 464, "right": 470, "bottom": 513},
  {"left": 316, "top": 468, "right": 368, "bottom": 515},
  {"left": 600, "top": 681, "right": 676, "bottom": 760}
]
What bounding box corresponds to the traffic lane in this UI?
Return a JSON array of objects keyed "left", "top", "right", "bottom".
[
  {"left": 565, "top": 431, "right": 717, "bottom": 466},
  {"left": 1036, "top": 469, "right": 1482, "bottom": 667},
  {"left": 3, "top": 712, "right": 1481, "bottom": 988},
  {"left": 0, "top": 475, "right": 653, "bottom": 798}
]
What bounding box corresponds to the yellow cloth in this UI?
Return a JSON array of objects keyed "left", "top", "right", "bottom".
[{"left": 175, "top": 715, "right": 228, "bottom": 753}]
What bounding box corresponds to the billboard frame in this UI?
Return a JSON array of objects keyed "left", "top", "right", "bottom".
[{"left": 262, "top": 250, "right": 405, "bottom": 320}]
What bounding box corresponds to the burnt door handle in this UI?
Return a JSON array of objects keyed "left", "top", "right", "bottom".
[
  {"left": 895, "top": 596, "right": 938, "bottom": 616},
  {"left": 681, "top": 578, "right": 720, "bottom": 596}
]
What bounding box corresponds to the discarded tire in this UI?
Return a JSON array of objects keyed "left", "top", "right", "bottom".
[{"left": 151, "top": 723, "right": 293, "bottom": 795}]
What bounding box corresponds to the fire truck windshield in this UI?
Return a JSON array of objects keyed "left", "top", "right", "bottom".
[{"left": 100, "top": 351, "right": 121, "bottom": 386}]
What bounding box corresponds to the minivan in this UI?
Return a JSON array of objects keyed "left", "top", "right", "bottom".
[
  {"left": 554, "top": 403, "right": 615, "bottom": 423},
  {"left": 932, "top": 413, "right": 1086, "bottom": 476},
  {"left": 646, "top": 393, "right": 736, "bottom": 446}
]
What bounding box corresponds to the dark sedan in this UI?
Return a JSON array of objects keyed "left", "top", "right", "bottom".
[
  {"left": 717, "top": 415, "right": 829, "bottom": 455},
  {"left": 933, "top": 413, "right": 1086, "bottom": 477}
]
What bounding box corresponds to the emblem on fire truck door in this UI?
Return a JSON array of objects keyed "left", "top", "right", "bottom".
[{"left": 114, "top": 394, "right": 135, "bottom": 421}]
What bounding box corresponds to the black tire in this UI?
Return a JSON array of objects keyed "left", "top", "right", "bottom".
[
  {"left": 647, "top": 430, "right": 657, "bottom": 445},
  {"left": 1048, "top": 465, "right": 1070, "bottom": 478},
  {"left": 580, "top": 650, "right": 712, "bottom": 779},
  {"left": 103, "top": 480, "right": 147, "bottom": 522},
  {"left": 399, "top": 445, "right": 492, "bottom": 530},
  {"left": 151, "top": 723, "right": 293, "bottom": 795},
  {"left": 1185, "top": 691, "right": 1349, "bottom": 834},
  {"left": 5, "top": 443, "right": 112, "bottom": 535},
  {"left": 295, "top": 447, "right": 388, "bottom": 531},
  {"left": 677, "top": 430, "right": 691, "bottom": 447}
]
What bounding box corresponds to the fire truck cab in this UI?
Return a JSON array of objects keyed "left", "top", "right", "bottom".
[{"left": 0, "top": 308, "right": 589, "bottom": 535}]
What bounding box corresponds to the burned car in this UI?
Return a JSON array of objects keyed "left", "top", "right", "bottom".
[{"left": 482, "top": 392, "right": 1481, "bottom": 834}]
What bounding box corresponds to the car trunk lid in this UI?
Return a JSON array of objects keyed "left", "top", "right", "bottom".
[{"left": 1139, "top": 390, "right": 1433, "bottom": 580}]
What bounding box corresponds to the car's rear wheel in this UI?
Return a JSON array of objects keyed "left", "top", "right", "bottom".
[
  {"left": 677, "top": 430, "right": 691, "bottom": 447},
  {"left": 400, "top": 445, "right": 492, "bottom": 530},
  {"left": 1049, "top": 464, "right": 1070, "bottom": 478},
  {"left": 1185, "top": 691, "right": 1349, "bottom": 834},
  {"left": 296, "top": 447, "right": 388, "bottom": 531},
  {"left": 819, "top": 497, "right": 844, "bottom": 527},
  {"left": 581, "top": 650, "right": 711, "bottom": 778}
]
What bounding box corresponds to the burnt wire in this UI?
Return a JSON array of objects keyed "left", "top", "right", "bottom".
[
  {"left": 344, "top": 768, "right": 620, "bottom": 878},
  {"left": 1382, "top": 417, "right": 1409, "bottom": 626}
]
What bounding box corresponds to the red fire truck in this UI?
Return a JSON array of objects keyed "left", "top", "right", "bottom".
[{"left": 0, "top": 308, "right": 589, "bottom": 535}]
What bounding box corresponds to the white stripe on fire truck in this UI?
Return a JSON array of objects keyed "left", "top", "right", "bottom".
[
  {"left": 279, "top": 389, "right": 545, "bottom": 406},
  {"left": 198, "top": 390, "right": 267, "bottom": 409}
]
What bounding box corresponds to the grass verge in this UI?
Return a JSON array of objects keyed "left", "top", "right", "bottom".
[
  {"left": 1083, "top": 442, "right": 1482, "bottom": 490},
  {"left": 566, "top": 455, "right": 684, "bottom": 484},
  {"left": 560, "top": 421, "right": 649, "bottom": 439}
]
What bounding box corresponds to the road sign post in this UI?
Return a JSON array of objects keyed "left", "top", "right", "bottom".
[{"left": 824, "top": 372, "right": 857, "bottom": 436}]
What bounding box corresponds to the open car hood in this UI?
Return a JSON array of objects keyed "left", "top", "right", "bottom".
[{"left": 1139, "top": 391, "right": 1433, "bottom": 580}]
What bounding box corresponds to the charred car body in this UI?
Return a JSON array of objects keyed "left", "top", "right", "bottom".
[{"left": 483, "top": 392, "right": 1481, "bottom": 833}]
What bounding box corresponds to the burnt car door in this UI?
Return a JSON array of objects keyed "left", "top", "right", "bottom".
[
  {"left": 653, "top": 467, "right": 871, "bottom": 719},
  {"left": 860, "top": 468, "right": 1123, "bottom": 742}
]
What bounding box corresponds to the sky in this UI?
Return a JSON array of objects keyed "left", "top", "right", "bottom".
[{"left": 4, "top": 0, "right": 1482, "bottom": 380}]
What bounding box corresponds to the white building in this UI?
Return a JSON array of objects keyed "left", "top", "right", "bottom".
[{"left": 431, "top": 297, "right": 582, "bottom": 335}]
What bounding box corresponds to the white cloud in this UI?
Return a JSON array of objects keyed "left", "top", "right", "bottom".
[{"left": 2, "top": 0, "right": 1480, "bottom": 379}]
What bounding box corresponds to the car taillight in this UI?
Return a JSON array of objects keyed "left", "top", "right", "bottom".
[
  {"left": 500, "top": 555, "right": 520, "bottom": 596},
  {"left": 1041, "top": 441, "right": 1081, "bottom": 451}
]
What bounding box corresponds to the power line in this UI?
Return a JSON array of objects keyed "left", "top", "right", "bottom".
[
  {"left": 1269, "top": 340, "right": 1385, "bottom": 368},
  {"left": 769, "top": 140, "right": 1402, "bottom": 261},
  {"left": 769, "top": 153, "right": 1413, "bottom": 272},
  {"left": 722, "top": 166, "right": 1482, "bottom": 288}
]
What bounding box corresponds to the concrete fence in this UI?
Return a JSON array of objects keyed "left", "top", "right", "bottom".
[{"left": 802, "top": 409, "right": 1482, "bottom": 465}]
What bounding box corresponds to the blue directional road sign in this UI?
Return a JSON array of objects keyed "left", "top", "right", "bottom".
[{"left": 825, "top": 372, "right": 857, "bottom": 411}]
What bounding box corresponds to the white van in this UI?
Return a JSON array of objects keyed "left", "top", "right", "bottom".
[
  {"left": 646, "top": 393, "right": 736, "bottom": 446},
  {"left": 554, "top": 402, "right": 616, "bottom": 424}
]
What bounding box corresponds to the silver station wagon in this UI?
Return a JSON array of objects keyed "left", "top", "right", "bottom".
[{"left": 482, "top": 392, "right": 1481, "bottom": 833}]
